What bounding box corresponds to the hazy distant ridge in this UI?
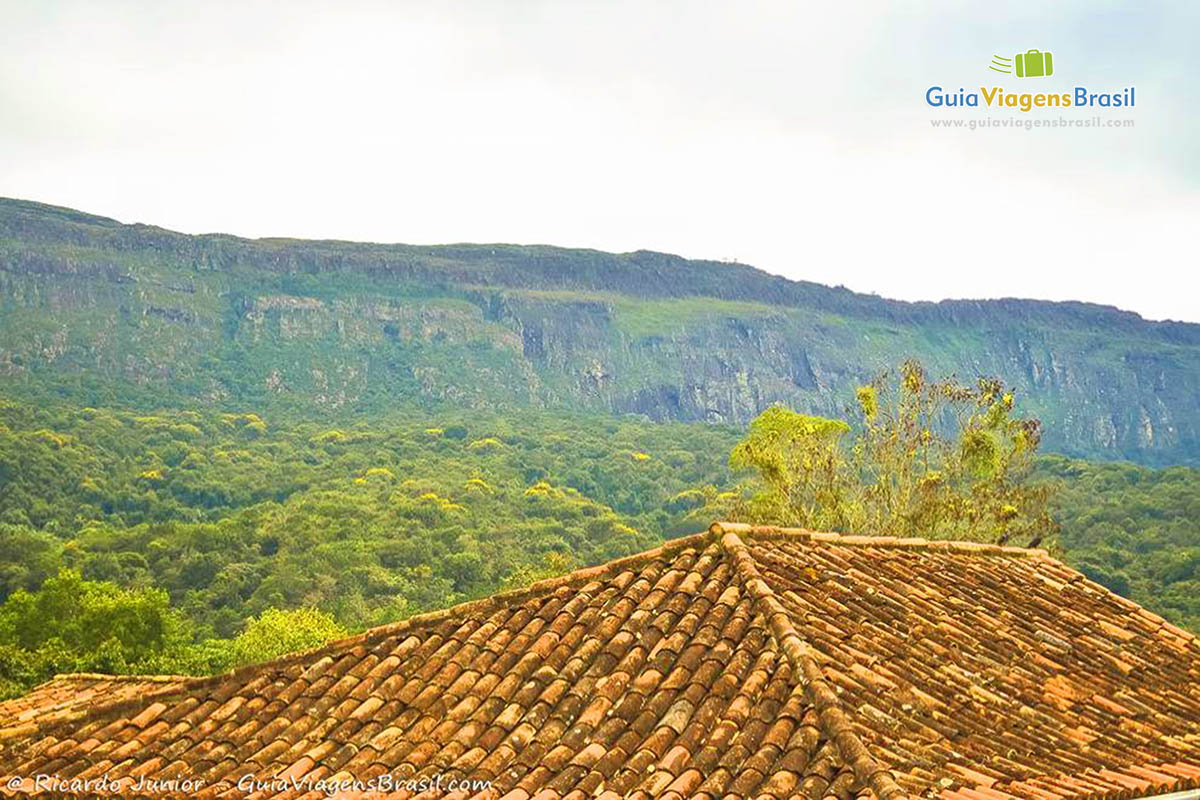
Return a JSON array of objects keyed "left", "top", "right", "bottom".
[{"left": 2, "top": 197, "right": 1197, "bottom": 464}]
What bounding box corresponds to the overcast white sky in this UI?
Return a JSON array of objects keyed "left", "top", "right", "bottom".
[{"left": 1, "top": 1, "right": 1197, "bottom": 322}]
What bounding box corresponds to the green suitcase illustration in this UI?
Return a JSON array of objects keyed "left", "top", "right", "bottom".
[{"left": 1015, "top": 49, "right": 1053, "bottom": 78}]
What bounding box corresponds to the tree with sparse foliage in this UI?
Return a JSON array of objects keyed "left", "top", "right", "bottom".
[
  {"left": 730, "top": 360, "right": 1059, "bottom": 547},
  {"left": 730, "top": 410, "right": 854, "bottom": 531}
]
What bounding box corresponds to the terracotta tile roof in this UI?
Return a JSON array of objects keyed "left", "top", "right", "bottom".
[
  {"left": 1, "top": 521, "right": 1198, "bottom": 800},
  {"left": 0, "top": 674, "right": 189, "bottom": 732}
]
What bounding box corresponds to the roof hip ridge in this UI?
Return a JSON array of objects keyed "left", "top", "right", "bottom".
[
  {"left": 3, "top": 531, "right": 723, "bottom": 743},
  {"left": 710, "top": 520, "right": 1049, "bottom": 558},
  {"left": 47, "top": 672, "right": 193, "bottom": 684},
  {"left": 713, "top": 522, "right": 908, "bottom": 800}
]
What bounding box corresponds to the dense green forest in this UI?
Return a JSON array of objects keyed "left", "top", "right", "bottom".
[
  {"left": 0, "top": 392, "right": 1198, "bottom": 698},
  {"left": 1040, "top": 455, "right": 1200, "bottom": 632},
  {"left": 0, "top": 397, "right": 735, "bottom": 695},
  {"left": 0, "top": 397, "right": 739, "bottom": 625}
]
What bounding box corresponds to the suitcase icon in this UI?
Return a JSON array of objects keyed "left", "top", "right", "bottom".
[{"left": 1015, "top": 49, "right": 1053, "bottom": 78}]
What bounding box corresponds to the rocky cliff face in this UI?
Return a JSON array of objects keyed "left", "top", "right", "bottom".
[{"left": 1, "top": 197, "right": 1197, "bottom": 465}]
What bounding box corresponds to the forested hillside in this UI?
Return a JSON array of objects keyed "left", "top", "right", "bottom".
[
  {"left": 3, "top": 197, "right": 1198, "bottom": 465},
  {"left": 1, "top": 395, "right": 1197, "bottom": 698},
  {"left": 0, "top": 397, "right": 739, "bottom": 694},
  {"left": 0, "top": 398, "right": 734, "bottom": 637},
  {"left": 1040, "top": 456, "right": 1200, "bottom": 632},
  {"left": 2, "top": 197, "right": 1199, "bottom": 698}
]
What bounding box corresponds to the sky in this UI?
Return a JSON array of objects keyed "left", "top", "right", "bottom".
[{"left": 1, "top": 1, "right": 1197, "bottom": 322}]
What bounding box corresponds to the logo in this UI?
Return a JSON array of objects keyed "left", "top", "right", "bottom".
[
  {"left": 990, "top": 50, "right": 1054, "bottom": 78},
  {"left": 925, "top": 47, "right": 1135, "bottom": 113}
]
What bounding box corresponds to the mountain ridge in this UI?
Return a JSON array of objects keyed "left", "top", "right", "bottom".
[
  {"left": 1, "top": 196, "right": 1197, "bottom": 464},
  {"left": 7, "top": 195, "right": 1193, "bottom": 327}
]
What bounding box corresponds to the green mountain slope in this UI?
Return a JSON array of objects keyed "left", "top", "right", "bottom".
[{"left": 2, "top": 197, "right": 1198, "bottom": 464}]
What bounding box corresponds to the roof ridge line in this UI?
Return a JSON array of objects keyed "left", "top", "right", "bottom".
[
  {"left": 711, "top": 520, "right": 1050, "bottom": 559},
  {"left": 47, "top": 672, "right": 194, "bottom": 684},
  {"left": 714, "top": 523, "right": 907, "bottom": 800},
  {"left": 711, "top": 524, "right": 1199, "bottom": 646}
]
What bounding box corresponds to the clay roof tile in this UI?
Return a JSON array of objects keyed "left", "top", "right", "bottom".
[{"left": 3, "top": 523, "right": 1199, "bottom": 800}]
